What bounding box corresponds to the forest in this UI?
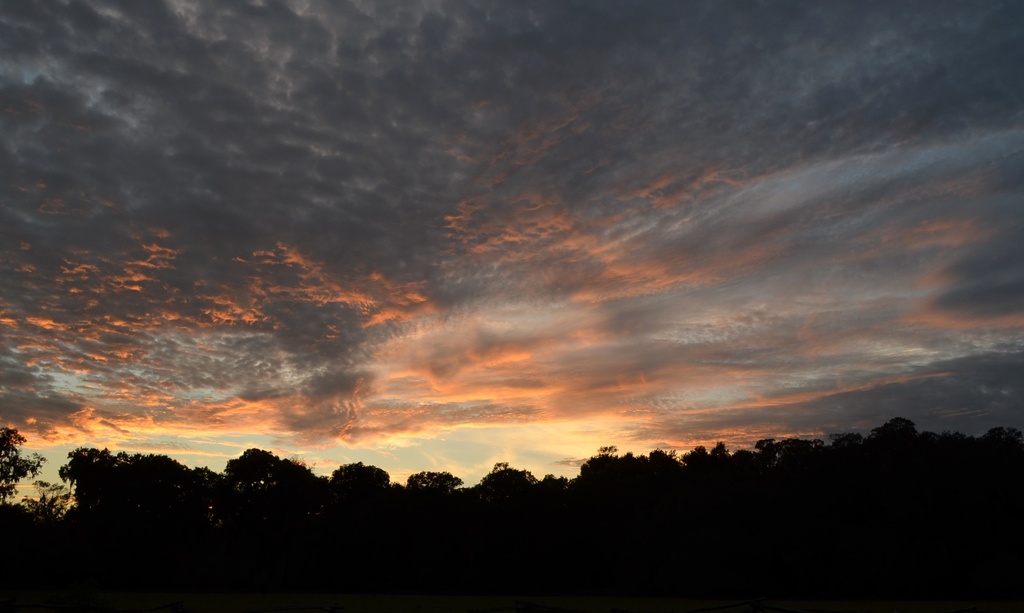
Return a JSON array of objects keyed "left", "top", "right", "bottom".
[{"left": 1, "top": 418, "right": 1022, "bottom": 598}]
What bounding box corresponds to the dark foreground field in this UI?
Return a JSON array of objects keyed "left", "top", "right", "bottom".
[{"left": 1, "top": 592, "right": 1023, "bottom": 613}]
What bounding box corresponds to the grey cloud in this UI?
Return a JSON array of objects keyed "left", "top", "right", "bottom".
[
  {"left": 639, "top": 348, "right": 1024, "bottom": 449},
  {"left": 931, "top": 218, "right": 1024, "bottom": 321},
  {"left": 795, "top": 349, "right": 1024, "bottom": 435},
  {"left": 2, "top": 0, "right": 1022, "bottom": 452},
  {"left": 0, "top": 387, "right": 84, "bottom": 437},
  {"left": 351, "top": 399, "right": 541, "bottom": 442}
]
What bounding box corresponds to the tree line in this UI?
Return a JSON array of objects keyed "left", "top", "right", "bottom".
[{"left": 1, "top": 418, "right": 1022, "bottom": 598}]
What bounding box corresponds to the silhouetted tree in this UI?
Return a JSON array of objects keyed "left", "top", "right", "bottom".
[
  {"left": 21, "top": 480, "right": 72, "bottom": 526},
  {"left": 981, "top": 425, "right": 1024, "bottom": 459},
  {"left": 536, "top": 473, "right": 569, "bottom": 495},
  {"left": 696, "top": 441, "right": 733, "bottom": 473},
  {"left": 577, "top": 446, "right": 647, "bottom": 486},
  {"left": 648, "top": 448, "right": 683, "bottom": 478},
  {"left": 277, "top": 457, "right": 329, "bottom": 513},
  {"left": 0, "top": 430, "right": 52, "bottom": 586},
  {"left": 329, "top": 461, "right": 390, "bottom": 504},
  {"left": 866, "top": 416, "right": 920, "bottom": 463},
  {"left": 475, "top": 461, "right": 537, "bottom": 504},
  {"left": 222, "top": 448, "right": 327, "bottom": 526},
  {"left": 27, "top": 418, "right": 1024, "bottom": 597},
  {"left": 828, "top": 431, "right": 864, "bottom": 448},
  {"left": 0, "top": 427, "right": 45, "bottom": 503},
  {"left": 870, "top": 416, "right": 919, "bottom": 441},
  {"left": 58, "top": 447, "right": 117, "bottom": 512},
  {"left": 224, "top": 448, "right": 280, "bottom": 496},
  {"left": 405, "top": 470, "right": 463, "bottom": 494},
  {"left": 118, "top": 453, "right": 202, "bottom": 524},
  {"left": 60, "top": 449, "right": 212, "bottom": 539}
]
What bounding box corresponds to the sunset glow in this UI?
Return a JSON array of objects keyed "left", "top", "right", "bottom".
[{"left": 2, "top": 1, "right": 1022, "bottom": 486}]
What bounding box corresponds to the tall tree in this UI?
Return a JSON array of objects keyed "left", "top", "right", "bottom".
[
  {"left": 406, "top": 470, "right": 463, "bottom": 495},
  {"left": 21, "top": 480, "right": 72, "bottom": 525},
  {"left": 58, "top": 447, "right": 117, "bottom": 511},
  {"left": 476, "top": 462, "right": 537, "bottom": 504},
  {"left": 222, "top": 448, "right": 327, "bottom": 526},
  {"left": 329, "top": 462, "right": 390, "bottom": 504},
  {"left": 0, "top": 427, "right": 44, "bottom": 503}
]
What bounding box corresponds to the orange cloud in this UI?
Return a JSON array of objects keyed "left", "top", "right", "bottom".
[
  {"left": 617, "top": 166, "right": 746, "bottom": 210},
  {"left": 198, "top": 291, "right": 267, "bottom": 327},
  {"left": 903, "top": 306, "right": 1024, "bottom": 330},
  {"left": 25, "top": 316, "right": 72, "bottom": 331},
  {"left": 881, "top": 217, "right": 987, "bottom": 251}
]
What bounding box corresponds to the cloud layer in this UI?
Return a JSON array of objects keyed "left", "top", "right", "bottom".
[{"left": 2, "top": 0, "right": 1022, "bottom": 480}]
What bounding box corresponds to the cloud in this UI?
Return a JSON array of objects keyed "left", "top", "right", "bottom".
[{"left": 2, "top": 1, "right": 1023, "bottom": 482}]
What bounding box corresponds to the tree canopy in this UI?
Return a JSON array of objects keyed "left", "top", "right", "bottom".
[
  {"left": 3, "top": 418, "right": 1022, "bottom": 597},
  {"left": 0, "top": 427, "right": 44, "bottom": 503}
]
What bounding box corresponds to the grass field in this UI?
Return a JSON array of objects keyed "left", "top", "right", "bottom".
[{"left": 1, "top": 591, "right": 1022, "bottom": 613}]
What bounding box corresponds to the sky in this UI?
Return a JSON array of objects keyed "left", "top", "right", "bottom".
[{"left": 2, "top": 0, "right": 1023, "bottom": 488}]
